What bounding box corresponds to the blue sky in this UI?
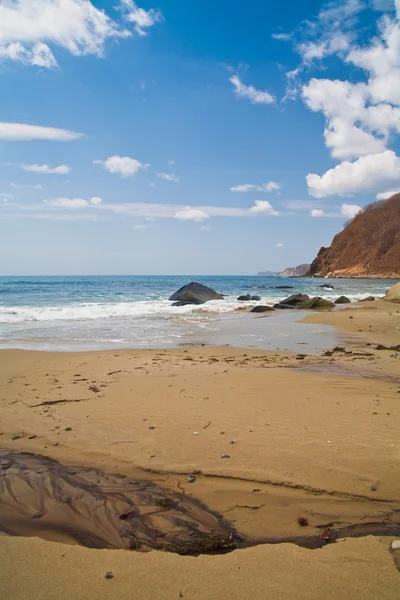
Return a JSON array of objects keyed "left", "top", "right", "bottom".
[{"left": 1, "top": 0, "right": 400, "bottom": 275}]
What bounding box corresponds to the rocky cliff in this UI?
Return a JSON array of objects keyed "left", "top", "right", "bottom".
[
  {"left": 279, "top": 264, "right": 310, "bottom": 277},
  {"left": 307, "top": 194, "right": 400, "bottom": 278}
]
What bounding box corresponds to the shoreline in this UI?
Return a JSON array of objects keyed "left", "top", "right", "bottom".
[{"left": 1, "top": 300, "right": 400, "bottom": 598}]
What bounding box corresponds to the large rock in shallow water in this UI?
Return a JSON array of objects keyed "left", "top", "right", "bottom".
[
  {"left": 281, "top": 294, "right": 310, "bottom": 306},
  {"left": 250, "top": 305, "right": 275, "bottom": 313},
  {"left": 335, "top": 296, "right": 351, "bottom": 304},
  {"left": 385, "top": 282, "right": 400, "bottom": 302},
  {"left": 299, "top": 297, "right": 335, "bottom": 309},
  {"left": 169, "top": 282, "right": 224, "bottom": 305}
]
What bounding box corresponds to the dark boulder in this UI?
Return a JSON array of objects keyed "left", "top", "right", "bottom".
[
  {"left": 250, "top": 305, "right": 275, "bottom": 313},
  {"left": 299, "top": 297, "right": 335, "bottom": 309},
  {"left": 335, "top": 296, "right": 351, "bottom": 304},
  {"left": 273, "top": 303, "right": 296, "bottom": 309},
  {"left": 237, "top": 295, "right": 251, "bottom": 301},
  {"left": 275, "top": 286, "right": 293, "bottom": 289},
  {"left": 281, "top": 294, "right": 310, "bottom": 306},
  {"left": 250, "top": 295, "right": 261, "bottom": 301},
  {"left": 358, "top": 296, "right": 375, "bottom": 302},
  {"left": 170, "top": 282, "right": 223, "bottom": 305}
]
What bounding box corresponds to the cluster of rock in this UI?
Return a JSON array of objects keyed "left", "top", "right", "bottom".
[{"left": 168, "top": 281, "right": 400, "bottom": 311}]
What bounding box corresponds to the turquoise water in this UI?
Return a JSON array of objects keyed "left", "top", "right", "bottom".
[{"left": 0, "top": 275, "right": 395, "bottom": 351}]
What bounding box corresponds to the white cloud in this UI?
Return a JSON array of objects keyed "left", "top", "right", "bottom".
[
  {"left": 249, "top": 200, "right": 278, "bottom": 215},
  {"left": 119, "top": 0, "right": 162, "bottom": 36},
  {"left": 22, "top": 163, "right": 70, "bottom": 174},
  {"left": 174, "top": 208, "right": 210, "bottom": 222},
  {"left": 43, "top": 196, "right": 102, "bottom": 208},
  {"left": 272, "top": 33, "right": 292, "bottom": 41},
  {"left": 307, "top": 150, "right": 400, "bottom": 197},
  {"left": 311, "top": 209, "right": 325, "bottom": 217},
  {"left": 229, "top": 74, "right": 275, "bottom": 104},
  {"left": 230, "top": 181, "right": 280, "bottom": 192},
  {"left": 376, "top": 189, "right": 400, "bottom": 200},
  {"left": 340, "top": 203, "right": 362, "bottom": 218},
  {"left": 0, "top": 122, "right": 82, "bottom": 141},
  {"left": 157, "top": 172, "right": 180, "bottom": 183},
  {"left": 275, "top": 242, "right": 284, "bottom": 247},
  {"left": 94, "top": 155, "right": 149, "bottom": 177},
  {"left": 0, "top": 0, "right": 134, "bottom": 68}
]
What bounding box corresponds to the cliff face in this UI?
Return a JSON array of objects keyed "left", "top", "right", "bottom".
[
  {"left": 307, "top": 194, "right": 400, "bottom": 278},
  {"left": 279, "top": 264, "right": 310, "bottom": 277}
]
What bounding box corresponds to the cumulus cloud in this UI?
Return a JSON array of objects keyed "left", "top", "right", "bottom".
[
  {"left": 44, "top": 196, "right": 102, "bottom": 208},
  {"left": 0, "top": 122, "right": 82, "bottom": 141},
  {"left": 229, "top": 74, "right": 275, "bottom": 104},
  {"left": 230, "top": 181, "right": 280, "bottom": 192},
  {"left": 249, "top": 200, "right": 278, "bottom": 215},
  {"left": 22, "top": 163, "right": 70, "bottom": 174},
  {"left": 119, "top": 0, "right": 162, "bottom": 36},
  {"left": 157, "top": 172, "right": 180, "bottom": 183},
  {"left": 340, "top": 203, "right": 362, "bottom": 218},
  {"left": 310, "top": 208, "right": 325, "bottom": 217},
  {"left": 0, "top": 0, "right": 161, "bottom": 68},
  {"left": 94, "top": 155, "right": 149, "bottom": 177},
  {"left": 307, "top": 150, "right": 400, "bottom": 197},
  {"left": 174, "top": 208, "right": 210, "bottom": 222},
  {"left": 376, "top": 189, "right": 400, "bottom": 200}
]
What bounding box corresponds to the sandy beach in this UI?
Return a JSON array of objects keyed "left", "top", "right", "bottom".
[{"left": 1, "top": 299, "right": 400, "bottom": 598}]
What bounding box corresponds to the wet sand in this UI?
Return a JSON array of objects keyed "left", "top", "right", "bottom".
[{"left": 1, "top": 299, "right": 400, "bottom": 598}]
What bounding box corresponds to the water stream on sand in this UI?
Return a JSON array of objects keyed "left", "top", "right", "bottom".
[{"left": 1, "top": 450, "right": 400, "bottom": 557}]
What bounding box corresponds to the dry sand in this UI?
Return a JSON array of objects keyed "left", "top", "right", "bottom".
[{"left": 0, "top": 299, "right": 400, "bottom": 598}]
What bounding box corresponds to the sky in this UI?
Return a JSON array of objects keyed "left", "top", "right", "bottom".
[{"left": 1, "top": 0, "right": 400, "bottom": 275}]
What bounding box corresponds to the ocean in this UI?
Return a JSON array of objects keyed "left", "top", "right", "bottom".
[{"left": 0, "top": 275, "right": 395, "bottom": 352}]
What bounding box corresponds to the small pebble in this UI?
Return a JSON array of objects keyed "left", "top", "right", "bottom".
[
  {"left": 221, "top": 454, "right": 230, "bottom": 459},
  {"left": 391, "top": 540, "right": 400, "bottom": 550},
  {"left": 149, "top": 426, "right": 155, "bottom": 430},
  {"left": 193, "top": 431, "right": 199, "bottom": 435},
  {"left": 105, "top": 572, "right": 114, "bottom": 580},
  {"left": 53, "top": 442, "right": 59, "bottom": 447},
  {"left": 228, "top": 440, "right": 235, "bottom": 444},
  {"left": 370, "top": 484, "right": 377, "bottom": 491},
  {"left": 187, "top": 475, "right": 196, "bottom": 483},
  {"left": 28, "top": 434, "right": 37, "bottom": 440},
  {"left": 11, "top": 435, "right": 21, "bottom": 440},
  {"left": 65, "top": 427, "right": 72, "bottom": 431},
  {"left": 55, "top": 426, "right": 60, "bottom": 430}
]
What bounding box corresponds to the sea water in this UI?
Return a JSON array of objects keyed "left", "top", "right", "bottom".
[{"left": 0, "top": 275, "right": 395, "bottom": 352}]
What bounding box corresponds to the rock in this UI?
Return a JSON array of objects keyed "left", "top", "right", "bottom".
[
  {"left": 65, "top": 427, "right": 72, "bottom": 431},
  {"left": 250, "top": 295, "right": 261, "bottom": 301},
  {"left": 299, "top": 297, "right": 335, "bottom": 309},
  {"left": 187, "top": 475, "right": 196, "bottom": 483},
  {"left": 149, "top": 426, "right": 155, "bottom": 430},
  {"left": 391, "top": 540, "right": 400, "bottom": 550},
  {"left": 370, "top": 484, "right": 377, "bottom": 491},
  {"left": 279, "top": 264, "right": 310, "bottom": 277},
  {"left": 105, "top": 572, "right": 114, "bottom": 580},
  {"left": 280, "top": 294, "right": 310, "bottom": 306},
  {"left": 228, "top": 440, "right": 235, "bottom": 444},
  {"left": 53, "top": 442, "right": 59, "bottom": 447},
  {"left": 385, "top": 282, "right": 400, "bottom": 303},
  {"left": 221, "top": 454, "right": 230, "bottom": 459},
  {"left": 11, "top": 435, "right": 21, "bottom": 440},
  {"left": 358, "top": 296, "right": 375, "bottom": 302},
  {"left": 273, "top": 303, "right": 296, "bottom": 309},
  {"left": 319, "top": 284, "right": 334, "bottom": 290},
  {"left": 27, "top": 435, "right": 37, "bottom": 440},
  {"left": 172, "top": 300, "right": 204, "bottom": 307},
  {"left": 250, "top": 305, "right": 275, "bottom": 313},
  {"left": 335, "top": 296, "right": 351, "bottom": 304},
  {"left": 237, "top": 295, "right": 251, "bottom": 301},
  {"left": 170, "top": 282, "right": 223, "bottom": 305},
  {"left": 275, "top": 286, "right": 293, "bottom": 289}
]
